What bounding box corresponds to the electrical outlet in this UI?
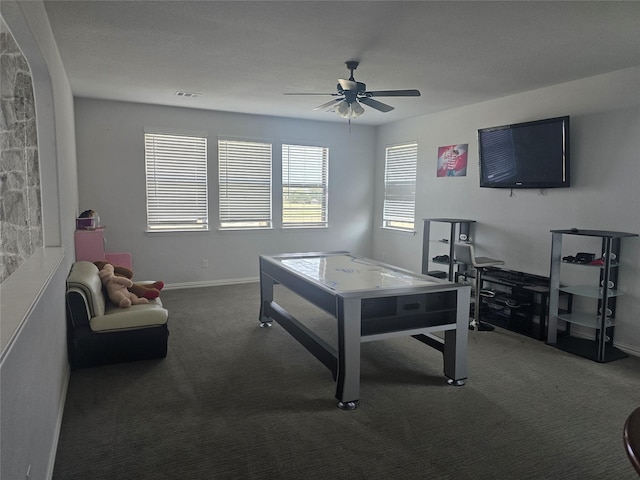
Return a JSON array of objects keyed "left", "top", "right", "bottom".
[{"left": 202, "top": 259, "right": 208, "bottom": 268}]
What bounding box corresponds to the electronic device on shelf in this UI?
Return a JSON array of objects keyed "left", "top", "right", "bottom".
[
  {"left": 562, "top": 252, "right": 596, "bottom": 264},
  {"left": 478, "top": 115, "right": 570, "bottom": 189}
]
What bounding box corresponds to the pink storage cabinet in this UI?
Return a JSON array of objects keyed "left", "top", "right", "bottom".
[{"left": 74, "top": 228, "right": 132, "bottom": 269}]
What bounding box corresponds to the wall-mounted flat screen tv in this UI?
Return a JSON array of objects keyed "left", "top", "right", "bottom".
[{"left": 478, "top": 116, "right": 570, "bottom": 188}]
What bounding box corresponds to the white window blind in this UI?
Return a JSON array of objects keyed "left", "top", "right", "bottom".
[
  {"left": 383, "top": 142, "right": 417, "bottom": 231},
  {"left": 144, "top": 133, "right": 208, "bottom": 231},
  {"left": 282, "top": 144, "right": 329, "bottom": 228},
  {"left": 218, "top": 139, "right": 272, "bottom": 229}
]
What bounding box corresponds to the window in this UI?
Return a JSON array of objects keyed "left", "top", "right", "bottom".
[
  {"left": 144, "top": 133, "right": 208, "bottom": 231},
  {"left": 383, "top": 142, "right": 417, "bottom": 231},
  {"left": 218, "top": 139, "right": 272, "bottom": 229},
  {"left": 282, "top": 144, "right": 329, "bottom": 228}
]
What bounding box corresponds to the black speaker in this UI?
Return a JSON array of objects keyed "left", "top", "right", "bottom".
[{"left": 459, "top": 223, "right": 470, "bottom": 242}]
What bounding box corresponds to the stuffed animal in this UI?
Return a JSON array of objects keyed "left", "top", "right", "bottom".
[
  {"left": 130, "top": 280, "right": 164, "bottom": 300},
  {"left": 97, "top": 263, "right": 149, "bottom": 308},
  {"left": 94, "top": 261, "right": 164, "bottom": 300}
]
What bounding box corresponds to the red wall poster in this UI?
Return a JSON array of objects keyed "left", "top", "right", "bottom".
[{"left": 437, "top": 144, "right": 468, "bottom": 177}]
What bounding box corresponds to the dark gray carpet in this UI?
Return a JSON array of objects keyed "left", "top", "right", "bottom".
[{"left": 53, "top": 283, "right": 640, "bottom": 479}]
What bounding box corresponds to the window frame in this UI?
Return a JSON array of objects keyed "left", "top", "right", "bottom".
[
  {"left": 382, "top": 142, "right": 418, "bottom": 232},
  {"left": 281, "top": 143, "right": 329, "bottom": 229},
  {"left": 218, "top": 138, "right": 273, "bottom": 230},
  {"left": 144, "top": 132, "right": 209, "bottom": 233}
]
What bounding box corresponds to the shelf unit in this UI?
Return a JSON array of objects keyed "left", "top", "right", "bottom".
[
  {"left": 547, "top": 229, "right": 638, "bottom": 363},
  {"left": 421, "top": 218, "right": 475, "bottom": 281},
  {"left": 458, "top": 267, "right": 571, "bottom": 341}
]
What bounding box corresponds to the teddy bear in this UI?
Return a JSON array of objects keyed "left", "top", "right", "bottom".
[
  {"left": 98, "top": 263, "right": 150, "bottom": 308},
  {"left": 94, "top": 261, "right": 164, "bottom": 300}
]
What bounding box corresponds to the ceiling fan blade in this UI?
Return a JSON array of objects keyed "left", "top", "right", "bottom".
[
  {"left": 359, "top": 97, "right": 394, "bottom": 113},
  {"left": 284, "top": 92, "right": 338, "bottom": 96},
  {"left": 338, "top": 78, "right": 358, "bottom": 91},
  {"left": 365, "top": 89, "right": 421, "bottom": 97},
  {"left": 313, "top": 98, "right": 343, "bottom": 111}
]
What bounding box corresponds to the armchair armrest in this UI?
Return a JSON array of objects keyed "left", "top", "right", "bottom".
[
  {"left": 66, "top": 287, "right": 91, "bottom": 328},
  {"left": 66, "top": 261, "right": 105, "bottom": 316}
]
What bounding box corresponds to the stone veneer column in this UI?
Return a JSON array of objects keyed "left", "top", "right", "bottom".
[{"left": 0, "top": 20, "right": 42, "bottom": 283}]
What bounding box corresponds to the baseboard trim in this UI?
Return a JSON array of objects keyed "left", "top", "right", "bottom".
[
  {"left": 164, "top": 277, "right": 259, "bottom": 291},
  {"left": 613, "top": 341, "right": 640, "bottom": 358}
]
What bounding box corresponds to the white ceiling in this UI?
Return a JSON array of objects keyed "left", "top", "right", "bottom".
[{"left": 43, "top": 1, "right": 640, "bottom": 126}]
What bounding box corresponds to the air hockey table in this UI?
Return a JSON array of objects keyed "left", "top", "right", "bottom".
[{"left": 258, "top": 252, "right": 471, "bottom": 409}]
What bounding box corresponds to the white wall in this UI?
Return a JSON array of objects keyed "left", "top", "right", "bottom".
[
  {"left": 1, "top": 1, "right": 78, "bottom": 479},
  {"left": 74, "top": 99, "right": 376, "bottom": 285},
  {"left": 0, "top": 249, "right": 67, "bottom": 480},
  {"left": 373, "top": 67, "right": 640, "bottom": 354}
]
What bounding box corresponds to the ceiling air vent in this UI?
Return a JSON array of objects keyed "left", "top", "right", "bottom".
[{"left": 175, "top": 91, "right": 202, "bottom": 98}]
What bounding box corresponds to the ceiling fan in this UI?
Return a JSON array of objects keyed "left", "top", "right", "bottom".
[{"left": 285, "top": 60, "right": 421, "bottom": 120}]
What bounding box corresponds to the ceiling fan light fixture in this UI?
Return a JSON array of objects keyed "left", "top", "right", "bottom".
[
  {"left": 334, "top": 100, "right": 350, "bottom": 118},
  {"left": 334, "top": 100, "right": 364, "bottom": 119},
  {"left": 351, "top": 100, "right": 364, "bottom": 117}
]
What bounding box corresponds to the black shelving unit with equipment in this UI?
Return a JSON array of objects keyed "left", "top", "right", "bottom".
[{"left": 547, "top": 229, "right": 638, "bottom": 362}]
